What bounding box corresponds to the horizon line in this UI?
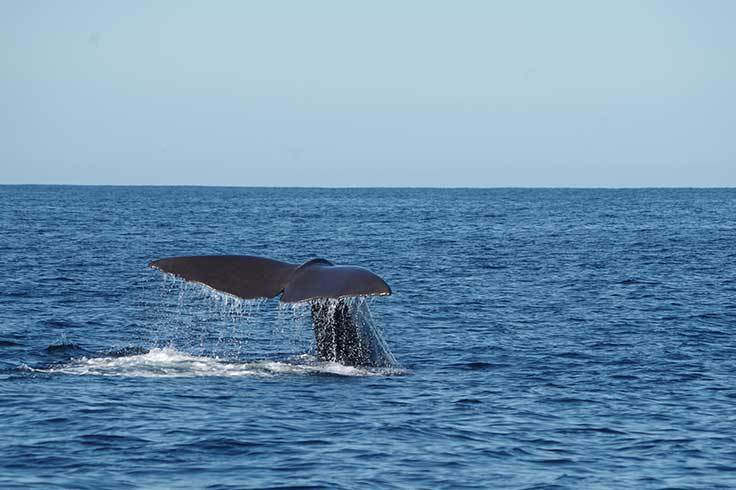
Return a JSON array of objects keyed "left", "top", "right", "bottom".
[{"left": 1, "top": 183, "right": 735, "bottom": 190}]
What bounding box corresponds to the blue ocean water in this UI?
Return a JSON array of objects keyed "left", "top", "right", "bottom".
[{"left": 1, "top": 186, "right": 735, "bottom": 489}]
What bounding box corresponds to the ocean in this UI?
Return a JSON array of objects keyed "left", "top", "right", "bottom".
[{"left": 1, "top": 186, "right": 735, "bottom": 489}]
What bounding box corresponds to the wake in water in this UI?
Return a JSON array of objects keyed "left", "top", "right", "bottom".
[{"left": 28, "top": 347, "right": 406, "bottom": 377}]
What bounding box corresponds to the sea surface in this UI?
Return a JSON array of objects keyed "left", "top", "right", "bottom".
[{"left": 1, "top": 186, "right": 735, "bottom": 489}]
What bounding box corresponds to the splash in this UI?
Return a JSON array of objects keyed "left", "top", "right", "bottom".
[
  {"left": 146, "top": 274, "right": 294, "bottom": 359},
  {"left": 131, "top": 275, "right": 401, "bottom": 374},
  {"left": 30, "top": 347, "right": 406, "bottom": 378},
  {"left": 310, "top": 296, "right": 398, "bottom": 367}
]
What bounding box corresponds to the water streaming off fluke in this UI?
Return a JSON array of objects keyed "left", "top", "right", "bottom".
[{"left": 30, "top": 277, "right": 402, "bottom": 377}]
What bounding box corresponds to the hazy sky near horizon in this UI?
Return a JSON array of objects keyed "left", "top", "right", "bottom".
[{"left": 2, "top": 1, "right": 735, "bottom": 186}]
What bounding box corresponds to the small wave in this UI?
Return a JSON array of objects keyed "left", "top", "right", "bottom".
[
  {"left": 553, "top": 351, "right": 595, "bottom": 360},
  {"left": 454, "top": 398, "right": 483, "bottom": 404},
  {"left": 558, "top": 427, "right": 627, "bottom": 435},
  {"left": 45, "top": 343, "right": 86, "bottom": 354},
  {"left": 453, "top": 361, "right": 508, "bottom": 370},
  {"left": 46, "top": 320, "right": 78, "bottom": 329},
  {"left": 618, "top": 278, "right": 660, "bottom": 285},
  {"left": 38, "top": 275, "right": 77, "bottom": 284},
  {"left": 29, "top": 348, "right": 407, "bottom": 378}
]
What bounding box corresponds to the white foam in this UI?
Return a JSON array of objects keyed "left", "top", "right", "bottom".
[{"left": 32, "top": 348, "right": 407, "bottom": 378}]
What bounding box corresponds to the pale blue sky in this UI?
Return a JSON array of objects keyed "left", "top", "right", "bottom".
[{"left": 2, "top": 1, "right": 734, "bottom": 186}]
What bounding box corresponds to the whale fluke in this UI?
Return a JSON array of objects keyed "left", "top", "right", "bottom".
[
  {"left": 148, "top": 255, "right": 391, "bottom": 303},
  {"left": 149, "top": 255, "right": 393, "bottom": 366}
]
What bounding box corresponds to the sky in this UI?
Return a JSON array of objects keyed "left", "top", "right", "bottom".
[{"left": 1, "top": 1, "right": 735, "bottom": 187}]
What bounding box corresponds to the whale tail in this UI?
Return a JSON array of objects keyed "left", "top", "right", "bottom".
[
  {"left": 148, "top": 255, "right": 391, "bottom": 303},
  {"left": 149, "top": 255, "right": 394, "bottom": 366}
]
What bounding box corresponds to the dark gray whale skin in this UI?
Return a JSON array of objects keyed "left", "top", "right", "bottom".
[{"left": 148, "top": 255, "right": 392, "bottom": 366}]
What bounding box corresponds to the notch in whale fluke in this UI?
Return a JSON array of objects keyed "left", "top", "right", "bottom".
[{"left": 148, "top": 255, "right": 391, "bottom": 303}]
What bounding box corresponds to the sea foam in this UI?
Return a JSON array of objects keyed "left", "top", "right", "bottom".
[{"left": 31, "top": 347, "right": 407, "bottom": 378}]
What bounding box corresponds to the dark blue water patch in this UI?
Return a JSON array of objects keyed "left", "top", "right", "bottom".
[
  {"left": 2, "top": 186, "right": 736, "bottom": 488},
  {"left": 618, "top": 278, "right": 662, "bottom": 285},
  {"left": 556, "top": 427, "right": 627, "bottom": 436},
  {"left": 77, "top": 433, "right": 153, "bottom": 446},
  {"left": 451, "top": 361, "right": 510, "bottom": 370},
  {"left": 44, "top": 319, "right": 81, "bottom": 329},
  {"left": 44, "top": 342, "right": 88, "bottom": 355},
  {"left": 37, "top": 275, "right": 78, "bottom": 284}
]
